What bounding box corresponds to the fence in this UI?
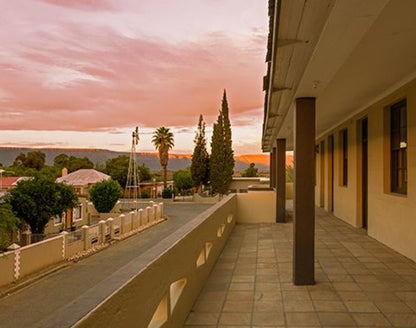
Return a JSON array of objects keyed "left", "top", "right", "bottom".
[{"left": 0, "top": 202, "right": 165, "bottom": 289}]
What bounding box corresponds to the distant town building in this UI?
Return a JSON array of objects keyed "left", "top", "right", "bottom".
[
  {"left": 56, "top": 168, "right": 110, "bottom": 197},
  {"left": 45, "top": 169, "right": 112, "bottom": 234},
  {"left": 0, "top": 176, "right": 30, "bottom": 198}
]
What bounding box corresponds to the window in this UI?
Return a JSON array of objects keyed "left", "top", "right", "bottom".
[
  {"left": 390, "top": 99, "right": 407, "bottom": 194},
  {"left": 73, "top": 204, "right": 83, "bottom": 221},
  {"left": 54, "top": 212, "right": 66, "bottom": 226},
  {"left": 74, "top": 187, "right": 82, "bottom": 195},
  {"left": 340, "top": 129, "right": 348, "bottom": 186}
]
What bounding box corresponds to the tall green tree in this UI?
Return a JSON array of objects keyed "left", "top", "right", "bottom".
[
  {"left": 53, "top": 154, "right": 93, "bottom": 172},
  {"left": 8, "top": 177, "right": 78, "bottom": 234},
  {"left": 138, "top": 163, "right": 152, "bottom": 182},
  {"left": 104, "top": 155, "right": 152, "bottom": 186},
  {"left": 67, "top": 156, "right": 94, "bottom": 172},
  {"left": 53, "top": 154, "right": 70, "bottom": 168},
  {"left": 222, "top": 90, "right": 235, "bottom": 184},
  {"left": 13, "top": 151, "right": 46, "bottom": 170},
  {"left": 191, "top": 115, "right": 210, "bottom": 193},
  {"left": 210, "top": 90, "right": 235, "bottom": 195},
  {"left": 0, "top": 203, "right": 21, "bottom": 250},
  {"left": 104, "top": 155, "right": 129, "bottom": 187},
  {"left": 173, "top": 168, "right": 193, "bottom": 194},
  {"left": 13, "top": 153, "right": 27, "bottom": 167},
  {"left": 152, "top": 127, "right": 174, "bottom": 188}
]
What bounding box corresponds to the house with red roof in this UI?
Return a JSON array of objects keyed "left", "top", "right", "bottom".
[{"left": 0, "top": 176, "right": 30, "bottom": 198}]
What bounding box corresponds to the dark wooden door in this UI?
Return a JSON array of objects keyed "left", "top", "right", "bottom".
[
  {"left": 328, "top": 135, "right": 334, "bottom": 212},
  {"left": 362, "top": 118, "right": 368, "bottom": 229}
]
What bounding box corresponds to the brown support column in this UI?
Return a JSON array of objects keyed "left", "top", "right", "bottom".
[
  {"left": 293, "top": 97, "right": 315, "bottom": 285},
  {"left": 269, "top": 151, "right": 274, "bottom": 188},
  {"left": 271, "top": 147, "right": 277, "bottom": 188},
  {"left": 276, "top": 138, "right": 286, "bottom": 223}
]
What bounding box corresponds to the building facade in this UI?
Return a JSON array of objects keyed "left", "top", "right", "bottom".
[{"left": 263, "top": 0, "right": 416, "bottom": 280}]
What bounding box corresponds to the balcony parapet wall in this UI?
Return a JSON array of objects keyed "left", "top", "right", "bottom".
[{"left": 73, "top": 194, "right": 237, "bottom": 328}]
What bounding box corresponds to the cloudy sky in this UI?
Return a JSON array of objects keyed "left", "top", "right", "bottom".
[{"left": 0, "top": 0, "right": 267, "bottom": 154}]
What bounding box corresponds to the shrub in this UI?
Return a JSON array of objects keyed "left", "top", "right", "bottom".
[
  {"left": 162, "top": 187, "right": 173, "bottom": 199},
  {"left": 89, "top": 179, "right": 122, "bottom": 213},
  {"left": 141, "top": 189, "right": 150, "bottom": 199}
]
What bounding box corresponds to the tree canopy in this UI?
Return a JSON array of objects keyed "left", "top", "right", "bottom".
[
  {"left": 104, "top": 155, "right": 152, "bottom": 187},
  {"left": 89, "top": 179, "right": 122, "bottom": 213},
  {"left": 13, "top": 151, "right": 46, "bottom": 170},
  {"left": 53, "top": 154, "right": 70, "bottom": 168},
  {"left": 191, "top": 115, "right": 209, "bottom": 192},
  {"left": 286, "top": 165, "right": 294, "bottom": 183},
  {"left": 0, "top": 203, "right": 21, "bottom": 250},
  {"left": 8, "top": 177, "right": 78, "bottom": 234},
  {"left": 242, "top": 163, "right": 258, "bottom": 177},
  {"left": 210, "top": 90, "right": 235, "bottom": 195},
  {"left": 152, "top": 127, "right": 174, "bottom": 188},
  {"left": 173, "top": 169, "right": 193, "bottom": 194},
  {"left": 53, "top": 154, "right": 93, "bottom": 173}
]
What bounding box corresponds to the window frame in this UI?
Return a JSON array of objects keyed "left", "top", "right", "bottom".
[
  {"left": 390, "top": 99, "right": 407, "bottom": 195},
  {"left": 73, "top": 204, "right": 83, "bottom": 222},
  {"left": 54, "top": 212, "right": 66, "bottom": 226}
]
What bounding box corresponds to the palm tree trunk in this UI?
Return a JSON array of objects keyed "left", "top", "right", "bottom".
[{"left": 163, "top": 165, "right": 167, "bottom": 188}]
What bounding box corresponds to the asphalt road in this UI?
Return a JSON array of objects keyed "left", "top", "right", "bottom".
[{"left": 0, "top": 203, "right": 212, "bottom": 328}]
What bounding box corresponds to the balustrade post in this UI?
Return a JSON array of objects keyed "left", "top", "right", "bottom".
[
  {"left": 82, "top": 225, "right": 90, "bottom": 250},
  {"left": 119, "top": 214, "right": 126, "bottom": 235},
  {"left": 99, "top": 220, "right": 106, "bottom": 244},
  {"left": 138, "top": 209, "right": 143, "bottom": 227},
  {"left": 107, "top": 218, "right": 114, "bottom": 239},
  {"left": 158, "top": 202, "right": 164, "bottom": 218},
  {"left": 60, "top": 231, "right": 68, "bottom": 259}
]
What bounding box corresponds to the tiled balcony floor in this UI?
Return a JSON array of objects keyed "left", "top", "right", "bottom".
[{"left": 186, "top": 207, "right": 416, "bottom": 327}]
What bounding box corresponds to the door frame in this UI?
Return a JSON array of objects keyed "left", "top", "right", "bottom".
[{"left": 327, "top": 135, "right": 334, "bottom": 212}]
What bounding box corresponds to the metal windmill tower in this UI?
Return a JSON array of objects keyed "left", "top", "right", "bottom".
[{"left": 125, "top": 126, "right": 141, "bottom": 201}]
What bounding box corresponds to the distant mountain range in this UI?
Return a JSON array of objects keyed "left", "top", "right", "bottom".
[{"left": 0, "top": 147, "right": 276, "bottom": 172}]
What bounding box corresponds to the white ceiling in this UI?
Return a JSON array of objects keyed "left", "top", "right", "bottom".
[{"left": 263, "top": 0, "right": 416, "bottom": 151}]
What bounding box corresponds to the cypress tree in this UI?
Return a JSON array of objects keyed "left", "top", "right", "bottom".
[
  {"left": 191, "top": 115, "right": 210, "bottom": 193},
  {"left": 222, "top": 90, "right": 235, "bottom": 189},
  {"left": 210, "top": 90, "right": 234, "bottom": 195}
]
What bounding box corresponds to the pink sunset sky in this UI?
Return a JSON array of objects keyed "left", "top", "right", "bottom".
[{"left": 0, "top": 0, "right": 267, "bottom": 154}]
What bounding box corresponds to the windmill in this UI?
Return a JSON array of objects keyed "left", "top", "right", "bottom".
[{"left": 125, "top": 126, "right": 141, "bottom": 204}]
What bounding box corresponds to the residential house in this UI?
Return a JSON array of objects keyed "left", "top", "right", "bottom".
[
  {"left": 45, "top": 169, "right": 111, "bottom": 234},
  {"left": 0, "top": 176, "right": 29, "bottom": 198}
]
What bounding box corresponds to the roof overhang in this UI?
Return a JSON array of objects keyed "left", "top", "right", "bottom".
[{"left": 262, "top": 0, "right": 416, "bottom": 151}]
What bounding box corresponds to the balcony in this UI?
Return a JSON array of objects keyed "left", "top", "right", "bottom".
[
  {"left": 187, "top": 206, "right": 416, "bottom": 327},
  {"left": 1, "top": 193, "right": 415, "bottom": 327}
]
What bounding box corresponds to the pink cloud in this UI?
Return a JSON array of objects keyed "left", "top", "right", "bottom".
[
  {"left": 36, "top": 0, "right": 116, "bottom": 11},
  {"left": 1, "top": 1, "right": 267, "bottom": 134}
]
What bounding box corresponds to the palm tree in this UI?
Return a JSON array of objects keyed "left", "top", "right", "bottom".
[{"left": 152, "top": 127, "right": 174, "bottom": 188}]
